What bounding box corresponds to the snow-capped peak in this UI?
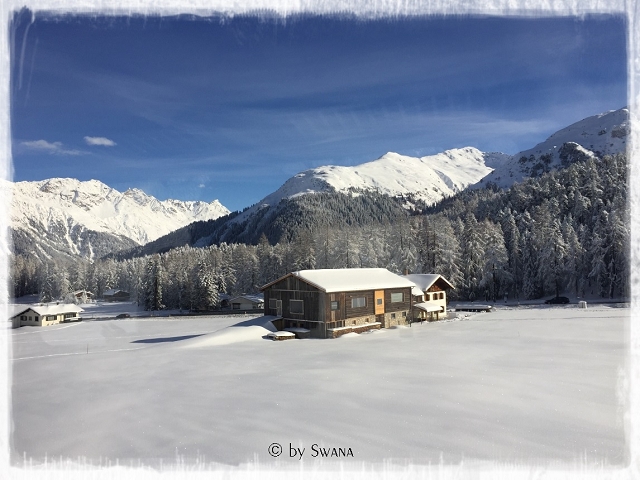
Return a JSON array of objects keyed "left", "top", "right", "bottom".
[
  {"left": 233, "top": 147, "right": 510, "bottom": 222},
  {"left": 7, "top": 178, "right": 230, "bottom": 247},
  {"left": 476, "top": 107, "right": 629, "bottom": 188}
]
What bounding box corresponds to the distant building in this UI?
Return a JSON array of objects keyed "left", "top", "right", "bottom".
[
  {"left": 229, "top": 294, "right": 264, "bottom": 311},
  {"left": 402, "top": 274, "right": 455, "bottom": 321},
  {"left": 219, "top": 293, "right": 231, "bottom": 309},
  {"left": 72, "top": 290, "right": 94, "bottom": 302},
  {"left": 261, "top": 268, "right": 415, "bottom": 338},
  {"left": 10, "top": 304, "right": 83, "bottom": 328},
  {"left": 102, "top": 289, "right": 130, "bottom": 302}
]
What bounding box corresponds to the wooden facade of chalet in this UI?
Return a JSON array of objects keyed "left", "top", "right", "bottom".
[{"left": 261, "top": 268, "right": 415, "bottom": 339}]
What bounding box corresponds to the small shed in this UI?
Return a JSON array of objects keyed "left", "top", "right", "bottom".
[
  {"left": 72, "top": 290, "right": 94, "bottom": 302},
  {"left": 103, "top": 289, "right": 131, "bottom": 302},
  {"left": 229, "top": 294, "right": 264, "bottom": 311}
]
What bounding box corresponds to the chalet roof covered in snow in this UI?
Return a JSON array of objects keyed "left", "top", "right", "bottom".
[
  {"left": 270, "top": 268, "right": 418, "bottom": 293},
  {"left": 411, "top": 286, "right": 424, "bottom": 297},
  {"left": 11, "top": 303, "right": 84, "bottom": 317},
  {"left": 402, "top": 274, "right": 455, "bottom": 291}
]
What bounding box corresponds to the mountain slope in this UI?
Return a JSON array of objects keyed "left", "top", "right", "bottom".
[
  {"left": 476, "top": 107, "right": 629, "bottom": 188},
  {"left": 234, "top": 147, "right": 510, "bottom": 224},
  {"left": 6, "top": 178, "right": 230, "bottom": 260},
  {"left": 110, "top": 189, "right": 414, "bottom": 259}
]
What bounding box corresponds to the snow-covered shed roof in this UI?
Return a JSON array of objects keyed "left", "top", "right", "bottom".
[
  {"left": 263, "top": 268, "right": 417, "bottom": 293},
  {"left": 402, "top": 274, "right": 455, "bottom": 291},
  {"left": 11, "top": 303, "right": 84, "bottom": 318}
]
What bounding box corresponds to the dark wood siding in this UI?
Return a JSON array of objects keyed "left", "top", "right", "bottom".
[
  {"left": 384, "top": 287, "right": 411, "bottom": 312},
  {"left": 270, "top": 276, "right": 321, "bottom": 292},
  {"left": 344, "top": 290, "right": 375, "bottom": 319},
  {"left": 263, "top": 276, "right": 323, "bottom": 322},
  {"left": 325, "top": 292, "right": 347, "bottom": 322}
]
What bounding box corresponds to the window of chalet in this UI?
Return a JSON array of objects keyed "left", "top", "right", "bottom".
[
  {"left": 351, "top": 297, "right": 366, "bottom": 308},
  {"left": 390, "top": 292, "right": 403, "bottom": 303},
  {"left": 331, "top": 301, "right": 339, "bottom": 310},
  {"left": 391, "top": 313, "right": 396, "bottom": 319},
  {"left": 269, "top": 298, "right": 277, "bottom": 309},
  {"left": 47, "top": 315, "right": 55, "bottom": 321},
  {"left": 290, "top": 300, "right": 304, "bottom": 314},
  {"left": 426, "top": 293, "right": 431, "bottom": 301},
  {"left": 376, "top": 298, "right": 382, "bottom": 306},
  {"left": 440, "top": 292, "right": 444, "bottom": 299},
  {"left": 402, "top": 311, "right": 406, "bottom": 317}
]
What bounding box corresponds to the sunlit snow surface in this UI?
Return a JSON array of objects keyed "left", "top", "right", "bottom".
[{"left": 10, "top": 305, "right": 628, "bottom": 469}]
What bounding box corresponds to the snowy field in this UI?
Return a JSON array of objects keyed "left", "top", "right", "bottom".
[{"left": 10, "top": 304, "right": 629, "bottom": 470}]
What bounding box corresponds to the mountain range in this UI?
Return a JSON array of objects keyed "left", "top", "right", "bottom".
[
  {"left": 9, "top": 107, "right": 628, "bottom": 261},
  {"left": 6, "top": 178, "right": 229, "bottom": 261}
]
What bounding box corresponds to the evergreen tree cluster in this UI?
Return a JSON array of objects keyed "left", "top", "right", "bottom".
[{"left": 427, "top": 153, "right": 629, "bottom": 299}]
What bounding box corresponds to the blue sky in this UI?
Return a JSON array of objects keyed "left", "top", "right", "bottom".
[{"left": 10, "top": 13, "right": 627, "bottom": 212}]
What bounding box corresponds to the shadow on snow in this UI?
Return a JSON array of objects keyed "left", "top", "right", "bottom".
[{"left": 131, "top": 334, "right": 204, "bottom": 344}]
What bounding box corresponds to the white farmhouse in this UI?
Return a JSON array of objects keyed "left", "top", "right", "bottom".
[
  {"left": 10, "top": 304, "right": 84, "bottom": 328},
  {"left": 402, "top": 274, "right": 455, "bottom": 321}
]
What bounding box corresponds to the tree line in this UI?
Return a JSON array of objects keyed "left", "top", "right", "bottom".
[{"left": 10, "top": 153, "right": 629, "bottom": 308}]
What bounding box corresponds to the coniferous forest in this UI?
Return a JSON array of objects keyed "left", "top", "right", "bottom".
[{"left": 11, "top": 153, "right": 629, "bottom": 309}]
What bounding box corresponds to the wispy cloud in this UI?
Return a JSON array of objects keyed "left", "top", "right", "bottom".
[
  {"left": 84, "top": 136, "right": 117, "bottom": 146},
  {"left": 18, "top": 139, "right": 84, "bottom": 156}
]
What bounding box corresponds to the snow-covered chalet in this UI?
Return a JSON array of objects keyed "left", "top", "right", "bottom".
[{"left": 261, "top": 268, "right": 419, "bottom": 338}]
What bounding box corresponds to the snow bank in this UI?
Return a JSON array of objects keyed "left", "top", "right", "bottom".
[{"left": 180, "top": 316, "right": 277, "bottom": 347}]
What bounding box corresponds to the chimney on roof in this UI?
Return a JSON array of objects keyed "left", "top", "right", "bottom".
[{"left": 404, "top": 268, "right": 410, "bottom": 275}]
